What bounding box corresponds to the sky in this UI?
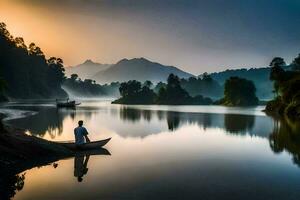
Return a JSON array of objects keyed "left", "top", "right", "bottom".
[{"left": 0, "top": 0, "right": 299, "bottom": 74}]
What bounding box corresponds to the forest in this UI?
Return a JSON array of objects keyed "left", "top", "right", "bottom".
[
  {"left": 0, "top": 22, "right": 67, "bottom": 99},
  {"left": 216, "top": 77, "right": 259, "bottom": 106},
  {"left": 113, "top": 74, "right": 216, "bottom": 105},
  {"left": 265, "top": 54, "right": 300, "bottom": 121},
  {"left": 63, "top": 74, "right": 120, "bottom": 97},
  {"left": 113, "top": 73, "right": 259, "bottom": 106}
]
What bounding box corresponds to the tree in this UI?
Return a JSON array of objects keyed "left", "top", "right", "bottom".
[
  {"left": 143, "top": 80, "right": 153, "bottom": 88},
  {"left": 156, "top": 74, "right": 212, "bottom": 105},
  {"left": 113, "top": 80, "right": 156, "bottom": 104},
  {"left": 47, "top": 57, "right": 66, "bottom": 87},
  {"left": 222, "top": 76, "right": 258, "bottom": 106},
  {"left": 70, "top": 74, "right": 79, "bottom": 81},
  {"left": 269, "top": 57, "right": 286, "bottom": 97},
  {"left": 292, "top": 54, "right": 300, "bottom": 71}
]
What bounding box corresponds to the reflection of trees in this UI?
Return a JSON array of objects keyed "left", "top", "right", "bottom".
[
  {"left": 0, "top": 173, "right": 25, "bottom": 200},
  {"left": 167, "top": 112, "right": 180, "bottom": 131},
  {"left": 119, "top": 107, "right": 142, "bottom": 122},
  {"left": 269, "top": 118, "right": 300, "bottom": 167},
  {"left": 119, "top": 107, "right": 153, "bottom": 122},
  {"left": 142, "top": 110, "right": 152, "bottom": 122},
  {"left": 119, "top": 108, "right": 217, "bottom": 131},
  {"left": 8, "top": 107, "right": 77, "bottom": 138},
  {"left": 157, "top": 110, "right": 165, "bottom": 121},
  {"left": 224, "top": 114, "right": 255, "bottom": 134}
]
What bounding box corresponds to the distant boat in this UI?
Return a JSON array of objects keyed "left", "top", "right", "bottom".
[
  {"left": 59, "top": 138, "right": 111, "bottom": 151},
  {"left": 56, "top": 99, "right": 81, "bottom": 108}
]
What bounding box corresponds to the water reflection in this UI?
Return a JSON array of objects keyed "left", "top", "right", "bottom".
[
  {"left": 269, "top": 119, "right": 300, "bottom": 167},
  {"left": 0, "top": 148, "right": 111, "bottom": 200},
  {"left": 2, "top": 103, "right": 300, "bottom": 199},
  {"left": 74, "top": 155, "right": 90, "bottom": 182},
  {"left": 73, "top": 148, "right": 111, "bottom": 182},
  {"left": 224, "top": 114, "right": 255, "bottom": 135},
  {"left": 6, "top": 106, "right": 273, "bottom": 139},
  {"left": 166, "top": 112, "right": 180, "bottom": 131},
  {"left": 6, "top": 105, "right": 300, "bottom": 169},
  {"left": 0, "top": 173, "right": 25, "bottom": 200}
]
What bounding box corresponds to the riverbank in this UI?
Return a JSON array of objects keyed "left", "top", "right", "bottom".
[
  {"left": 0, "top": 114, "right": 73, "bottom": 175},
  {"left": 265, "top": 98, "right": 300, "bottom": 122}
]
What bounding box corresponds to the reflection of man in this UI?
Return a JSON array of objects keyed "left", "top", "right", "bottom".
[
  {"left": 74, "top": 155, "right": 90, "bottom": 182},
  {"left": 74, "top": 120, "right": 90, "bottom": 147}
]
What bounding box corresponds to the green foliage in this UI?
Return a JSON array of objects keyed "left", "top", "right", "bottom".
[
  {"left": 63, "top": 74, "right": 120, "bottom": 97},
  {"left": 113, "top": 74, "right": 213, "bottom": 105},
  {"left": 180, "top": 73, "right": 223, "bottom": 99},
  {"left": 0, "top": 22, "right": 67, "bottom": 99},
  {"left": 291, "top": 54, "right": 300, "bottom": 71},
  {"left": 156, "top": 74, "right": 191, "bottom": 104},
  {"left": 266, "top": 54, "right": 300, "bottom": 121},
  {"left": 220, "top": 76, "right": 259, "bottom": 106},
  {"left": 113, "top": 80, "right": 157, "bottom": 104}
]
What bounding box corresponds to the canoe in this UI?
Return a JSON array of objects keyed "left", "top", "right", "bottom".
[{"left": 59, "top": 138, "right": 111, "bottom": 151}]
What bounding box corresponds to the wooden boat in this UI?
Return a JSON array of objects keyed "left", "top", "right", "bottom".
[
  {"left": 59, "top": 138, "right": 111, "bottom": 151},
  {"left": 56, "top": 100, "right": 81, "bottom": 108}
]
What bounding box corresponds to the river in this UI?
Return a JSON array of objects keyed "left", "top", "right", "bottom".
[{"left": 1, "top": 100, "right": 300, "bottom": 200}]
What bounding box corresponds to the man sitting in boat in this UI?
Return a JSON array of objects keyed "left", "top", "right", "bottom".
[{"left": 74, "top": 120, "right": 90, "bottom": 147}]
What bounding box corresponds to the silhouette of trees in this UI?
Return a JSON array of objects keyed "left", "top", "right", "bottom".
[
  {"left": 113, "top": 74, "right": 213, "bottom": 105},
  {"left": 113, "top": 80, "right": 157, "bottom": 104},
  {"left": 63, "top": 74, "right": 120, "bottom": 97},
  {"left": 217, "top": 77, "right": 258, "bottom": 106},
  {"left": 0, "top": 173, "right": 25, "bottom": 200},
  {"left": 291, "top": 54, "right": 300, "bottom": 71},
  {"left": 0, "top": 22, "right": 67, "bottom": 99},
  {"left": 156, "top": 74, "right": 190, "bottom": 104},
  {"left": 266, "top": 54, "right": 300, "bottom": 120},
  {"left": 180, "top": 73, "right": 223, "bottom": 98},
  {"left": 269, "top": 118, "right": 300, "bottom": 168}
]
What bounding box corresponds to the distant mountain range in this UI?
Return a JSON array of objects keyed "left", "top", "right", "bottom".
[
  {"left": 65, "top": 59, "right": 111, "bottom": 80},
  {"left": 65, "top": 57, "right": 194, "bottom": 84},
  {"left": 92, "top": 58, "right": 194, "bottom": 84}
]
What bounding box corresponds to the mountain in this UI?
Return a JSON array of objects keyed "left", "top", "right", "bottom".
[
  {"left": 65, "top": 59, "right": 111, "bottom": 79},
  {"left": 92, "top": 58, "right": 194, "bottom": 84},
  {"left": 209, "top": 67, "right": 274, "bottom": 99}
]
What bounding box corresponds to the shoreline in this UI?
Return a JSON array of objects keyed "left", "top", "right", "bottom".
[{"left": 0, "top": 112, "right": 73, "bottom": 176}]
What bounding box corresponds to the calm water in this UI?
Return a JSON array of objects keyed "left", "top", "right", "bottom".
[{"left": 1, "top": 100, "right": 300, "bottom": 200}]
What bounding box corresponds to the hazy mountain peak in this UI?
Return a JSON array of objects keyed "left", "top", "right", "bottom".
[
  {"left": 83, "top": 59, "right": 95, "bottom": 65},
  {"left": 65, "top": 59, "right": 111, "bottom": 79},
  {"left": 93, "top": 57, "right": 194, "bottom": 84}
]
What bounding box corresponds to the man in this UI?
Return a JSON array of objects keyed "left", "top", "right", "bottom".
[{"left": 74, "top": 120, "right": 90, "bottom": 146}]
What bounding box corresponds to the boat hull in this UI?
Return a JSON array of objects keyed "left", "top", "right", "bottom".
[{"left": 59, "top": 138, "right": 111, "bottom": 151}]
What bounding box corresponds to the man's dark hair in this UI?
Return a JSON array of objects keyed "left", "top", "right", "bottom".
[{"left": 78, "top": 120, "right": 83, "bottom": 126}]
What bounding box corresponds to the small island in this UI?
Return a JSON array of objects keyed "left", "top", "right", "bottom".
[
  {"left": 112, "top": 74, "right": 213, "bottom": 105},
  {"left": 216, "top": 76, "right": 259, "bottom": 106}
]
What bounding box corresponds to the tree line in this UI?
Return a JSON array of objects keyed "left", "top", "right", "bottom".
[
  {"left": 63, "top": 74, "right": 120, "bottom": 97},
  {"left": 0, "top": 22, "right": 67, "bottom": 99}
]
